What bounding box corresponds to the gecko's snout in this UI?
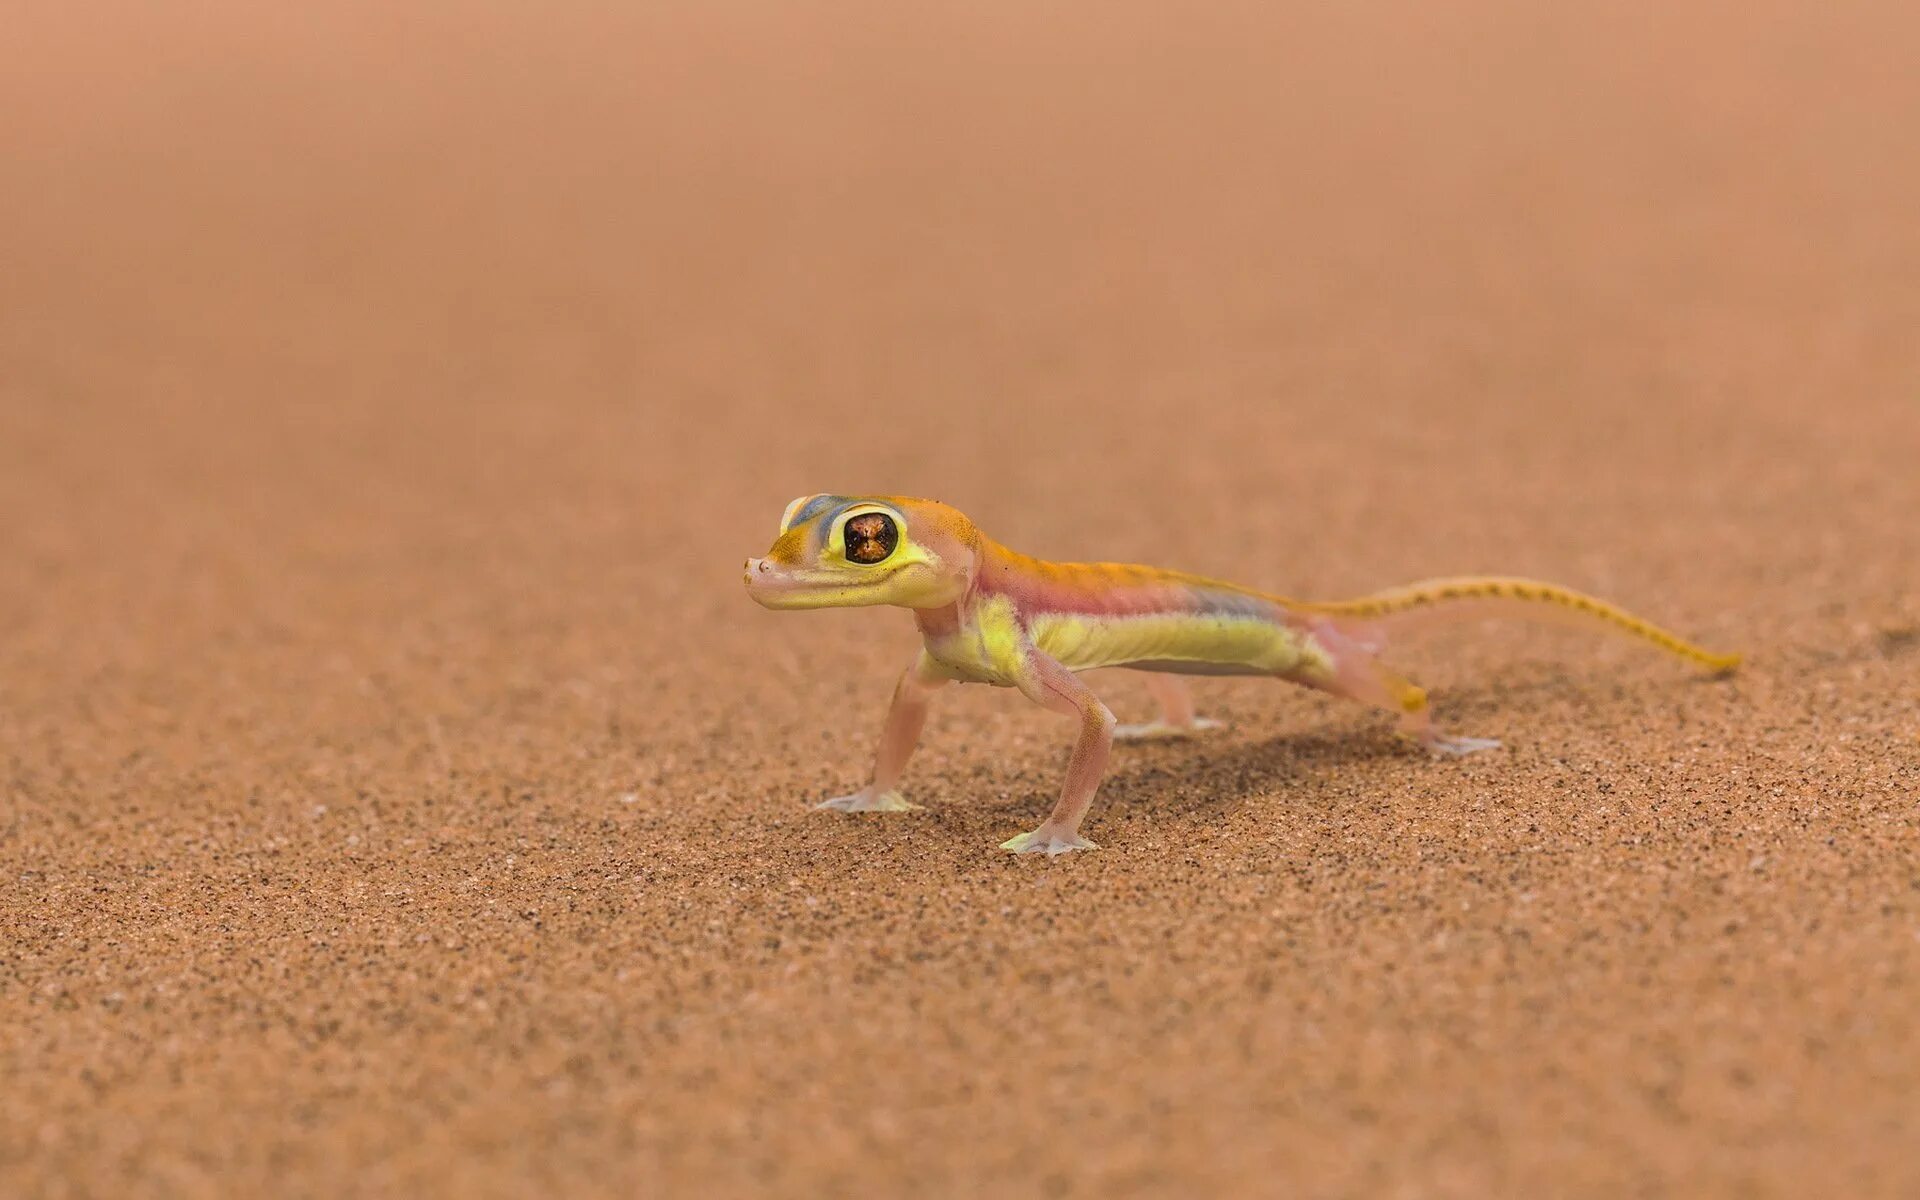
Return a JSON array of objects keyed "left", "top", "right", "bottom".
[{"left": 744, "top": 556, "right": 805, "bottom": 608}]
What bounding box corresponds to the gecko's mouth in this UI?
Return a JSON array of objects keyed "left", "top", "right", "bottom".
[{"left": 743, "top": 557, "right": 907, "bottom": 609}]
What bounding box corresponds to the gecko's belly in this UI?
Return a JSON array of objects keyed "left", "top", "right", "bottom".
[{"left": 1028, "top": 612, "right": 1322, "bottom": 676}]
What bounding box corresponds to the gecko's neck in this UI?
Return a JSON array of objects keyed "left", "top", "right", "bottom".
[
  {"left": 912, "top": 600, "right": 965, "bottom": 640},
  {"left": 910, "top": 536, "right": 1008, "bottom": 640}
]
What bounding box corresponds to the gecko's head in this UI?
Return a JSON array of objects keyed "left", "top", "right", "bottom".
[{"left": 744, "top": 494, "right": 977, "bottom": 610}]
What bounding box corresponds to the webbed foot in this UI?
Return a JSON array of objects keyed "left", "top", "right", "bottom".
[
  {"left": 814, "top": 789, "right": 922, "bottom": 812},
  {"left": 1424, "top": 734, "right": 1502, "bottom": 758},
  {"left": 1113, "top": 717, "right": 1224, "bottom": 743},
  {"left": 999, "top": 825, "right": 1099, "bottom": 855}
]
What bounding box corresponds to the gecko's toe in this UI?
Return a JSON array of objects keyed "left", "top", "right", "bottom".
[
  {"left": 1000, "top": 826, "right": 1099, "bottom": 855},
  {"left": 815, "top": 789, "right": 922, "bottom": 813}
]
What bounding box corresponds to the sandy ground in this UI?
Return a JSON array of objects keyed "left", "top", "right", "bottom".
[{"left": 4, "top": 2, "right": 1919, "bottom": 1196}]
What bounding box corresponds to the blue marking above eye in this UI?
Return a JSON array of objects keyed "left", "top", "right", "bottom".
[{"left": 789, "top": 494, "right": 840, "bottom": 530}]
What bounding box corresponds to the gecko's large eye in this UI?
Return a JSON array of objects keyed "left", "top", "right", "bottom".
[{"left": 843, "top": 512, "right": 899, "bottom": 564}]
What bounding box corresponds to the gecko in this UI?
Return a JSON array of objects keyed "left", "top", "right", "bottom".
[{"left": 744, "top": 494, "right": 1740, "bottom": 856}]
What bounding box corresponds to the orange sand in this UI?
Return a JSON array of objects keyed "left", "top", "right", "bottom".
[{"left": 3, "top": 3, "right": 1918, "bottom": 1196}]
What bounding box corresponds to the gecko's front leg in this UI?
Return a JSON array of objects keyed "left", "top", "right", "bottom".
[
  {"left": 1001, "top": 649, "right": 1114, "bottom": 855},
  {"left": 815, "top": 654, "right": 950, "bottom": 813}
]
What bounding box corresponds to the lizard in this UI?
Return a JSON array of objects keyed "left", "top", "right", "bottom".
[{"left": 743, "top": 493, "right": 1740, "bottom": 856}]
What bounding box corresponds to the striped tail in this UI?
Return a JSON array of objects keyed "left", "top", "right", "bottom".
[{"left": 1294, "top": 576, "right": 1742, "bottom": 674}]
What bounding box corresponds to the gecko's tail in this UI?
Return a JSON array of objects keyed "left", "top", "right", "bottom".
[{"left": 1292, "top": 577, "right": 1742, "bottom": 674}]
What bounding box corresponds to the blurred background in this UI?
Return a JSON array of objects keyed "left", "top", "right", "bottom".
[
  {"left": 6, "top": 1, "right": 1918, "bottom": 645},
  {"left": 4, "top": 2, "right": 1918, "bottom": 1195}
]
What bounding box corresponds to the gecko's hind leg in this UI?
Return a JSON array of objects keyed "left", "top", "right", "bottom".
[
  {"left": 1295, "top": 628, "right": 1500, "bottom": 757},
  {"left": 1113, "top": 674, "right": 1225, "bottom": 742}
]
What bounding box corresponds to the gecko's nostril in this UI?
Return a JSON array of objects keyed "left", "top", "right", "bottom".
[{"left": 757, "top": 560, "right": 772, "bottom": 574}]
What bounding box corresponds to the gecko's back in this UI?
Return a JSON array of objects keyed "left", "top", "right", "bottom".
[{"left": 976, "top": 541, "right": 1328, "bottom": 678}]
